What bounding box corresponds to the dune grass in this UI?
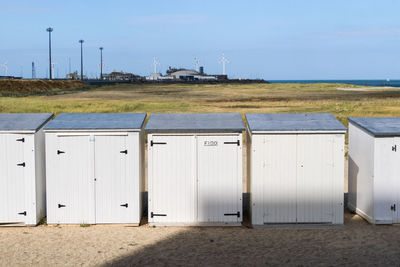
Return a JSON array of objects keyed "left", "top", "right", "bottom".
[{"left": 1, "top": 82, "right": 400, "bottom": 129}]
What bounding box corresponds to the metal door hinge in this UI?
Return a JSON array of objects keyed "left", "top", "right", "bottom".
[
  {"left": 151, "top": 212, "right": 167, "bottom": 218},
  {"left": 120, "top": 150, "right": 128, "bottom": 154},
  {"left": 17, "top": 162, "right": 26, "bottom": 167},
  {"left": 57, "top": 150, "right": 65, "bottom": 155},
  {"left": 150, "top": 141, "right": 167, "bottom": 146},
  {"left": 224, "top": 211, "right": 240, "bottom": 218},
  {"left": 392, "top": 145, "right": 397, "bottom": 152},
  {"left": 16, "top": 138, "right": 25, "bottom": 142},
  {"left": 120, "top": 203, "right": 128, "bottom": 208},
  {"left": 224, "top": 140, "right": 240, "bottom": 146},
  {"left": 58, "top": 204, "right": 66, "bottom": 208},
  {"left": 18, "top": 211, "right": 27, "bottom": 216},
  {"left": 391, "top": 204, "right": 396, "bottom": 211}
]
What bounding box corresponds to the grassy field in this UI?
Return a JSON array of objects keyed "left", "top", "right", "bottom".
[{"left": 1, "top": 82, "right": 400, "bottom": 128}]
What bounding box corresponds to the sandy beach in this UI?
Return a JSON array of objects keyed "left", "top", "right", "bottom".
[{"left": 0, "top": 211, "right": 399, "bottom": 266}]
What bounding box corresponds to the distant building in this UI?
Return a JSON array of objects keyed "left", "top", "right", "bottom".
[
  {"left": 102, "top": 70, "right": 141, "bottom": 81},
  {"left": 147, "top": 66, "right": 219, "bottom": 81},
  {"left": 66, "top": 71, "right": 85, "bottom": 80}
]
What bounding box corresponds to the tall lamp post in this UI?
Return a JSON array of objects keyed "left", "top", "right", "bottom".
[
  {"left": 79, "top": 39, "right": 84, "bottom": 80},
  {"left": 99, "top": 47, "right": 103, "bottom": 80},
  {"left": 46, "top": 27, "right": 53, "bottom": 79}
]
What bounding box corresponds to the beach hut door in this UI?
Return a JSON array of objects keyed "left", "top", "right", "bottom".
[
  {"left": 0, "top": 134, "right": 26, "bottom": 223},
  {"left": 54, "top": 135, "right": 94, "bottom": 224},
  {"left": 94, "top": 135, "right": 133, "bottom": 223},
  {"left": 197, "top": 135, "right": 240, "bottom": 223}
]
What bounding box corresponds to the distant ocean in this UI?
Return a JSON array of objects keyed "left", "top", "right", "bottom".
[{"left": 268, "top": 80, "right": 400, "bottom": 87}]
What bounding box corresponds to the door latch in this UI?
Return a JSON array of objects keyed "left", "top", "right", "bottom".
[
  {"left": 57, "top": 150, "right": 65, "bottom": 155},
  {"left": 391, "top": 204, "right": 396, "bottom": 211},
  {"left": 120, "top": 203, "right": 128, "bottom": 208},
  {"left": 16, "top": 138, "right": 25, "bottom": 142},
  {"left": 58, "top": 204, "right": 66, "bottom": 208},
  {"left": 392, "top": 145, "right": 397, "bottom": 152},
  {"left": 17, "top": 162, "right": 26, "bottom": 167},
  {"left": 18, "top": 211, "right": 27, "bottom": 216},
  {"left": 120, "top": 150, "right": 128, "bottom": 154}
]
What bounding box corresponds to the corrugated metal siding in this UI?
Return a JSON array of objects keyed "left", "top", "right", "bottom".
[
  {"left": 0, "top": 134, "right": 26, "bottom": 223},
  {"left": 197, "top": 135, "right": 241, "bottom": 223},
  {"left": 251, "top": 133, "right": 344, "bottom": 225},
  {"left": 149, "top": 135, "right": 197, "bottom": 224}
]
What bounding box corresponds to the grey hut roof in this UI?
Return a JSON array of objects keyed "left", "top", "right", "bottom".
[
  {"left": 0, "top": 113, "right": 53, "bottom": 133},
  {"left": 348, "top": 117, "right": 400, "bottom": 137},
  {"left": 145, "top": 113, "right": 245, "bottom": 132},
  {"left": 44, "top": 113, "right": 146, "bottom": 131},
  {"left": 246, "top": 113, "right": 347, "bottom": 133}
]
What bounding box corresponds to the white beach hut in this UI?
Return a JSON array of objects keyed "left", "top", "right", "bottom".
[
  {"left": 348, "top": 117, "right": 400, "bottom": 224},
  {"left": 44, "top": 113, "right": 146, "bottom": 225},
  {"left": 0, "top": 113, "right": 53, "bottom": 226},
  {"left": 246, "top": 113, "right": 346, "bottom": 225},
  {"left": 146, "top": 113, "right": 244, "bottom": 226}
]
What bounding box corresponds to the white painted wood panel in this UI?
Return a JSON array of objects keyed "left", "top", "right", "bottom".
[
  {"left": 52, "top": 135, "right": 94, "bottom": 224},
  {"left": 0, "top": 134, "right": 26, "bottom": 223},
  {"left": 197, "top": 135, "right": 241, "bottom": 223},
  {"left": 297, "top": 134, "right": 333, "bottom": 223},
  {"left": 149, "top": 135, "right": 197, "bottom": 224},
  {"left": 95, "top": 135, "right": 133, "bottom": 223},
  {"left": 262, "top": 135, "right": 297, "bottom": 223}
]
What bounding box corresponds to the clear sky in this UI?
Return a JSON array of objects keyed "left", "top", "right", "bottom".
[{"left": 0, "top": 0, "right": 399, "bottom": 80}]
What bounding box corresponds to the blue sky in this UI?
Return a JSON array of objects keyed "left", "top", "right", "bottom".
[{"left": 0, "top": 0, "right": 399, "bottom": 79}]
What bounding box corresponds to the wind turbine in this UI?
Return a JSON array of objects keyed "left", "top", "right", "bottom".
[
  {"left": 218, "top": 52, "right": 230, "bottom": 75},
  {"left": 152, "top": 57, "right": 160, "bottom": 74},
  {"left": 1, "top": 61, "right": 8, "bottom": 76},
  {"left": 194, "top": 57, "right": 201, "bottom": 71},
  {"left": 51, "top": 62, "right": 57, "bottom": 79}
]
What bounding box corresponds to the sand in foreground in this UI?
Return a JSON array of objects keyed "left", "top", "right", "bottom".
[{"left": 1, "top": 211, "right": 400, "bottom": 266}]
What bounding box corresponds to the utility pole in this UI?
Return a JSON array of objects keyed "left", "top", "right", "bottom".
[
  {"left": 99, "top": 47, "right": 103, "bottom": 80},
  {"left": 46, "top": 27, "right": 53, "bottom": 79},
  {"left": 79, "top": 39, "right": 84, "bottom": 80}
]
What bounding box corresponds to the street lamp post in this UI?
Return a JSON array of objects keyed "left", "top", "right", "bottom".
[
  {"left": 46, "top": 27, "right": 53, "bottom": 79},
  {"left": 99, "top": 47, "right": 103, "bottom": 80},
  {"left": 79, "top": 40, "right": 84, "bottom": 80}
]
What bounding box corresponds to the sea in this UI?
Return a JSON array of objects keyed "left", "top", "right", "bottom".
[{"left": 268, "top": 80, "right": 400, "bottom": 87}]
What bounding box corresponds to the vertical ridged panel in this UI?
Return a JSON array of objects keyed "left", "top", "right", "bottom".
[
  {"left": 95, "top": 134, "right": 139, "bottom": 223},
  {"left": 197, "top": 135, "right": 241, "bottom": 223},
  {"left": 149, "top": 135, "right": 196, "bottom": 224},
  {"left": 49, "top": 135, "right": 94, "bottom": 224},
  {"left": 348, "top": 123, "right": 375, "bottom": 221},
  {"left": 0, "top": 134, "right": 26, "bottom": 223},
  {"left": 297, "top": 134, "right": 334, "bottom": 223},
  {"left": 263, "top": 134, "right": 297, "bottom": 223}
]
